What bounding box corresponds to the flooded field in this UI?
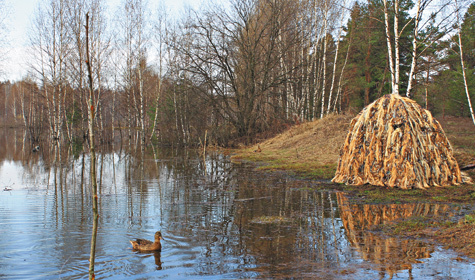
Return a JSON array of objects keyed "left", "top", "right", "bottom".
[{"left": 0, "top": 129, "right": 474, "bottom": 279}]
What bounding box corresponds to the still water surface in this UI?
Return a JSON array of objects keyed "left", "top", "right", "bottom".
[{"left": 0, "top": 132, "right": 474, "bottom": 279}]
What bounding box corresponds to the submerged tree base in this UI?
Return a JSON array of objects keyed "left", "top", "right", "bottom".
[{"left": 332, "top": 94, "right": 471, "bottom": 189}]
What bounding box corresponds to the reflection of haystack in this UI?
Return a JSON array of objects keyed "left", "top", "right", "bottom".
[
  {"left": 337, "top": 192, "right": 447, "bottom": 274},
  {"left": 333, "top": 94, "right": 464, "bottom": 189}
]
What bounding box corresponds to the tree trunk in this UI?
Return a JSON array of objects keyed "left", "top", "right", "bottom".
[
  {"left": 424, "top": 57, "right": 431, "bottom": 109},
  {"left": 138, "top": 61, "right": 145, "bottom": 146},
  {"left": 320, "top": 1, "right": 329, "bottom": 119},
  {"left": 383, "top": 0, "right": 396, "bottom": 94},
  {"left": 364, "top": 40, "right": 372, "bottom": 105},
  {"left": 406, "top": 0, "right": 422, "bottom": 97},
  {"left": 150, "top": 52, "right": 163, "bottom": 141},
  {"left": 85, "top": 13, "right": 99, "bottom": 280},
  {"left": 456, "top": 0, "right": 475, "bottom": 126},
  {"left": 327, "top": 1, "right": 346, "bottom": 114},
  {"left": 393, "top": 0, "right": 400, "bottom": 95}
]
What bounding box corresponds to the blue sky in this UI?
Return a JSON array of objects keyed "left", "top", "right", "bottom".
[{"left": 3, "top": 0, "right": 205, "bottom": 81}]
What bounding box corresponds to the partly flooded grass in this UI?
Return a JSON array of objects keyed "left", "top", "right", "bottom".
[
  {"left": 342, "top": 183, "right": 475, "bottom": 204},
  {"left": 230, "top": 114, "right": 353, "bottom": 181},
  {"left": 231, "top": 114, "right": 475, "bottom": 259},
  {"left": 373, "top": 211, "right": 475, "bottom": 259},
  {"left": 250, "top": 215, "right": 293, "bottom": 224}
]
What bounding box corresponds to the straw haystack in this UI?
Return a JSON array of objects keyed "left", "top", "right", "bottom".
[{"left": 332, "top": 94, "right": 465, "bottom": 189}]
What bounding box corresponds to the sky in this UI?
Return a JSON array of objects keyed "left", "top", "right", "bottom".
[{"left": 2, "top": 0, "right": 205, "bottom": 82}]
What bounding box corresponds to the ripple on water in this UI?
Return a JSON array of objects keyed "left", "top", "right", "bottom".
[{"left": 2, "top": 155, "right": 475, "bottom": 279}]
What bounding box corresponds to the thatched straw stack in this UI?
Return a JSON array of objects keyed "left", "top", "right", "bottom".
[{"left": 332, "top": 94, "right": 465, "bottom": 189}]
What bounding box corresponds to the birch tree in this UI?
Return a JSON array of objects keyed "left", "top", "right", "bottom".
[
  {"left": 150, "top": 4, "right": 167, "bottom": 141},
  {"left": 67, "top": 0, "right": 109, "bottom": 136},
  {"left": 327, "top": 0, "right": 347, "bottom": 114},
  {"left": 383, "top": 0, "right": 397, "bottom": 94},
  {"left": 405, "top": 0, "right": 422, "bottom": 97},
  {"left": 65, "top": 0, "right": 87, "bottom": 141},
  {"left": 319, "top": 0, "right": 329, "bottom": 119},
  {"left": 29, "top": 0, "right": 70, "bottom": 142},
  {"left": 85, "top": 13, "right": 99, "bottom": 280},
  {"left": 455, "top": 0, "right": 475, "bottom": 125},
  {"left": 116, "top": 0, "right": 150, "bottom": 146},
  {"left": 0, "top": 0, "right": 10, "bottom": 75},
  {"left": 405, "top": 0, "right": 458, "bottom": 97}
]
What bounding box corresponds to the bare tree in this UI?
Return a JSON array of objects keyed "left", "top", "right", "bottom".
[
  {"left": 383, "top": 0, "right": 457, "bottom": 98},
  {"left": 405, "top": 0, "right": 423, "bottom": 97},
  {"left": 176, "top": 0, "right": 302, "bottom": 138},
  {"left": 65, "top": 0, "right": 88, "bottom": 141},
  {"left": 455, "top": 0, "right": 475, "bottom": 125},
  {"left": 406, "top": 0, "right": 458, "bottom": 97},
  {"left": 383, "top": 0, "right": 396, "bottom": 94},
  {"left": 327, "top": 0, "right": 347, "bottom": 115},
  {"left": 29, "top": 0, "right": 71, "bottom": 142},
  {"left": 319, "top": 0, "right": 330, "bottom": 119},
  {"left": 85, "top": 13, "right": 99, "bottom": 280},
  {"left": 115, "top": 0, "right": 151, "bottom": 146},
  {"left": 66, "top": 0, "right": 110, "bottom": 136},
  {"left": 150, "top": 3, "right": 168, "bottom": 141},
  {"left": 0, "top": 0, "right": 10, "bottom": 76}
]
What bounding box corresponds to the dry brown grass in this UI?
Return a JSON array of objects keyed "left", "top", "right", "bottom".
[
  {"left": 231, "top": 114, "right": 354, "bottom": 179},
  {"left": 230, "top": 105, "right": 475, "bottom": 259},
  {"left": 231, "top": 97, "right": 475, "bottom": 187},
  {"left": 439, "top": 116, "right": 475, "bottom": 168}
]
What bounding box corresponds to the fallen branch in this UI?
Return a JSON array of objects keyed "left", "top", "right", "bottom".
[{"left": 461, "top": 164, "right": 475, "bottom": 171}]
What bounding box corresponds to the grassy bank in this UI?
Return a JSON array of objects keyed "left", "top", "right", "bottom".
[
  {"left": 231, "top": 113, "right": 475, "bottom": 258},
  {"left": 231, "top": 114, "right": 354, "bottom": 180},
  {"left": 231, "top": 114, "right": 475, "bottom": 201}
]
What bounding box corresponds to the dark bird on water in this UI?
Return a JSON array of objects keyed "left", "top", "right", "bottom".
[{"left": 130, "top": 231, "right": 163, "bottom": 252}]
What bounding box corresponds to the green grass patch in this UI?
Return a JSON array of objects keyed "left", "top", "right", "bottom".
[
  {"left": 250, "top": 216, "right": 292, "bottom": 224},
  {"left": 388, "top": 216, "right": 430, "bottom": 235},
  {"left": 463, "top": 214, "right": 475, "bottom": 225},
  {"left": 232, "top": 115, "right": 475, "bottom": 205}
]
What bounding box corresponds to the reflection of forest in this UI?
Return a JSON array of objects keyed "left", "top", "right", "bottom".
[
  {"left": 1, "top": 128, "right": 467, "bottom": 279},
  {"left": 337, "top": 192, "right": 453, "bottom": 276},
  {"left": 233, "top": 183, "right": 355, "bottom": 278}
]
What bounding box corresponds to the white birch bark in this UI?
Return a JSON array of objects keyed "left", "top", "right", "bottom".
[
  {"left": 327, "top": 0, "right": 346, "bottom": 114},
  {"left": 278, "top": 29, "right": 293, "bottom": 118},
  {"left": 138, "top": 56, "right": 145, "bottom": 146},
  {"left": 150, "top": 8, "right": 166, "bottom": 141},
  {"left": 393, "top": 0, "right": 400, "bottom": 95},
  {"left": 313, "top": 0, "right": 324, "bottom": 120},
  {"left": 30, "top": 0, "right": 69, "bottom": 141},
  {"left": 406, "top": 0, "right": 422, "bottom": 97},
  {"left": 85, "top": 14, "right": 99, "bottom": 280},
  {"left": 320, "top": 0, "right": 329, "bottom": 119},
  {"left": 455, "top": 0, "right": 475, "bottom": 126},
  {"left": 334, "top": 28, "right": 352, "bottom": 112},
  {"left": 383, "top": 0, "right": 396, "bottom": 94}
]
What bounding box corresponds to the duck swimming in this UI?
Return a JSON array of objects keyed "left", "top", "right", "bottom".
[{"left": 130, "top": 231, "right": 163, "bottom": 252}]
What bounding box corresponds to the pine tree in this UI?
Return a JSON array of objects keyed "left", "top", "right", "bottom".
[{"left": 340, "top": 0, "right": 413, "bottom": 110}]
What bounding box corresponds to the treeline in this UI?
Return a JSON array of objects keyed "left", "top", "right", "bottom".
[{"left": 0, "top": 0, "right": 473, "bottom": 146}]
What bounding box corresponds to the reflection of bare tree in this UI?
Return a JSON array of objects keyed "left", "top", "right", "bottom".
[
  {"left": 232, "top": 182, "right": 356, "bottom": 278},
  {"left": 2, "top": 131, "right": 469, "bottom": 279},
  {"left": 337, "top": 192, "right": 453, "bottom": 276}
]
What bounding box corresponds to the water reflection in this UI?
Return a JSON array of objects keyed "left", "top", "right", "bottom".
[
  {"left": 338, "top": 193, "right": 452, "bottom": 277},
  {"left": 0, "top": 128, "right": 474, "bottom": 279}
]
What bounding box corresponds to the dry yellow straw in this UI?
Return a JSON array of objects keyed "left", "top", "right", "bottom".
[{"left": 332, "top": 94, "right": 464, "bottom": 189}]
